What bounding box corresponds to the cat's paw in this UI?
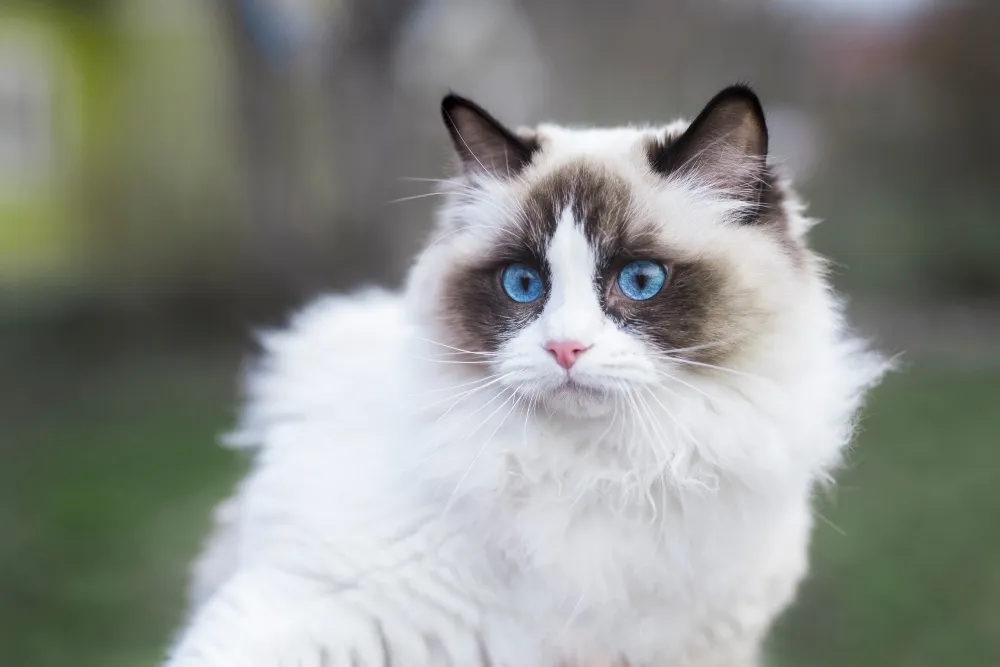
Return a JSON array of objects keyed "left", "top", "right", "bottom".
[{"left": 164, "top": 567, "right": 494, "bottom": 667}]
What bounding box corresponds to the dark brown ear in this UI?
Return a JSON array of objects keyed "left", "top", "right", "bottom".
[
  {"left": 648, "top": 85, "right": 768, "bottom": 203},
  {"left": 441, "top": 94, "right": 538, "bottom": 178}
]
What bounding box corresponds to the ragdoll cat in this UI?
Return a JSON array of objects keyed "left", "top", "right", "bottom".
[{"left": 166, "top": 85, "right": 886, "bottom": 667}]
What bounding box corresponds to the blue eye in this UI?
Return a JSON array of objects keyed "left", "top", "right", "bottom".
[
  {"left": 501, "top": 263, "right": 544, "bottom": 303},
  {"left": 617, "top": 260, "right": 668, "bottom": 301}
]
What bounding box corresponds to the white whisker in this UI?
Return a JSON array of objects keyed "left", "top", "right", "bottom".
[
  {"left": 415, "top": 337, "right": 510, "bottom": 359},
  {"left": 655, "top": 355, "right": 760, "bottom": 380},
  {"left": 411, "top": 356, "right": 493, "bottom": 366},
  {"left": 386, "top": 192, "right": 452, "bottom": 205},
  {"left": 423, "top": 374, "right": 513, "bottom": 418},
  {"left": 419, "top": 373, "right": 505, "bottom": 395},
  {"left": 654, "top": 369, "right": 719, "bottom": 404},
  {"left": 442, "top": 390, "right": 524, "bottom": 515}
]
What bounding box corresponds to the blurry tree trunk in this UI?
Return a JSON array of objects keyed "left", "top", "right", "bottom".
[
  {"left": 217, "top": 0, "right": 316, "bottom": 298},
  {"left": 323, "top": 0, "right": 420, "bottom": 282},
  {"left": 217, "top": 0, "right": 420, "bottom": 297}
]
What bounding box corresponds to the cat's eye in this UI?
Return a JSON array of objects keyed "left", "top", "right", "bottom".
[
  {"left": 501, "top": 263, "right": 544, "bottom": 303},
  {"left": 617, "top": 260, "right": 668, "bottom": 301}
]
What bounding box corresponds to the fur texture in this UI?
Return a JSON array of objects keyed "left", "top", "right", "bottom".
[{"left": 166, "top": 87, "right": 887, "bottom": 667}]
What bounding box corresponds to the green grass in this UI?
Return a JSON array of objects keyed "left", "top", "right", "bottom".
[
  {"left": 0, "top": 349, "right": 245, "bottom": 667},
  {"left": 1, "top": 349, "right": 997, "bottom": 667},
  {"left": 772, "top": 367, "right": 1000, "bottom": 667}
]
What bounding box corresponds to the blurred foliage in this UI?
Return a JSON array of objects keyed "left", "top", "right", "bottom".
[
  {"left": 9, "top": 0, "right": 113, "bottom": 13},
  {"left": 812, "top": 0, "right": 1000, "bottom": 298},
  {"left": 2, "top": 0, "right": 998, "bottom": 318},
  {"left": 0, "top": 5, "right": 120, "bottom": 281}
]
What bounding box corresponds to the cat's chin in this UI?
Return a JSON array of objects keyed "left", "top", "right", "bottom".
[{"left": 538, "top": 380, "right": 616, "bottom": 418}]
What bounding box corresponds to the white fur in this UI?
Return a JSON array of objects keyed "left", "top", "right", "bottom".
[{"left": 166, "top": 123, "right": 886, "bottom": 667}]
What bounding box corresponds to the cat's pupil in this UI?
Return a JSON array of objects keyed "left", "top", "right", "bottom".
[
  {"left": 636, "top": 274, "right": 648, "bottom": 290},
  {"left": 520, "top": 276, "right": 531, "bottom": 291}
]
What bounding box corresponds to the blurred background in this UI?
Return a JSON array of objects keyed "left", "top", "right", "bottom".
[{"left": 1, "top": 0, "right": 998, "bottom": 665}]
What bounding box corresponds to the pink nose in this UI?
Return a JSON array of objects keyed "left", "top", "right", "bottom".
[{"left": 545, "top": 340, "right": 590, "bottom": 370}]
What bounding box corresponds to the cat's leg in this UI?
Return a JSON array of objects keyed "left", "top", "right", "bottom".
[{"left": 164, "top": 565, "right": 502, "bottom": 667}]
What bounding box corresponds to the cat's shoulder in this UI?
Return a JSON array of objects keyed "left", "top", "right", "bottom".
[
  {"left": 267, "top": 288, "right": 406, "bottom": 358},
  {"left": 226, "top": 288, "right": 411, "bottom": 449}
]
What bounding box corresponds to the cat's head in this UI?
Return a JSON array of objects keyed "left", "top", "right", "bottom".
[{"left": 407, "top": 85, "right": 823, "bottom": 419}]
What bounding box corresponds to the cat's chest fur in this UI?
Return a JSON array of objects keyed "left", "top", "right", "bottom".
[{"left": 443, "top": 435, "right": 814, "bottom": 666}]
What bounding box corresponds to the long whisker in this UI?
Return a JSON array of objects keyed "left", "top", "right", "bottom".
[
  {"left": 421, "top": 374, "right": 512, "bottom": 416},
  {"left": 396, "top": 176, "right": 502, "bottom": 203},
  {"left": 418, "top": 372, "right": 505, "bottom": 395},
  {"left": 642, "top": 386, "right": 717, "bottom": 495},
  {"left": 415, "top": 337, "right": 509, "bottom": 358},
  {"left": 445, "top": 121, "right": 495, "bottom": 177},
  {"left": 441, "top": 390, "right": 524, "bottom": 515},
  {"left": 418, "top": 389, "right": 511, "bottom": 466},
  {"left": 592, "top": 388, "right": 620, "bottom": 448},
  {"left": 635, "top": 387, "right": 674, "bottom": 469},
  {"left": 643, "top": 384, "right": 699, "bottom": 449},
  {"left": 522, "top": 389, "right": 539, "bottom": 445},
  {"left": 410, "top": 356, "right": 494, "bottom": 365},
  {"left": 621, "top": 382, "right": 653, "bottom": 446},
  {"left": 624, "top": 383, "right": 666, "bottom": 521},
  {"left": 444, "top": 190, "right": 525, "bottom": 225},
  {"left": 435, "top": 375, "right": 518, "bottom": 426},
  {"left": 654, "top": 355, "right": 760, "bottom": 380},
  {"left": 654, "top": 369, "right": 719, "bottom": 404},
  {"left": 386, "top": 192, "right": 453, "bottom": 205},
  {"left": 398, "top": 169, "right": 530, "bottom": 239},
  {"left": 412, "top": 179, "right": 527, "bottom": 228},
  {"left": 433, "top": 380, "right": 518, "bottom": 440},
  {"left": 399, "top": 178, "right": 532, "bottom": 253},
  {"left": 650, "top": 340, "right": 734, "bottom": 356},
  {"left": 424, "top": 222, "right": 522, "bottom": 252},
  {"left": 424, "top": 352, "right": 508, "bottom": 360},
  {"left": 397, "top": 176, "right": 477, "bottom": 191},
  {"left": 635, "top": 386, "right": 675, "bottom": 524}
]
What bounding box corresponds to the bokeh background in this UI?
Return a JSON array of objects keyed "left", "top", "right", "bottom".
[{"left": 2, "top": 0, "right": 998, "bottom": 665}]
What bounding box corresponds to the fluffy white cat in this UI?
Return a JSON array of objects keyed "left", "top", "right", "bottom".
[{"left": 166, "top": 86, "right": 887, "bottom": 667}]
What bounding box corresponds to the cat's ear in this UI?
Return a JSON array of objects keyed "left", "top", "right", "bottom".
[
  {"left": 441, "top": 94, "right": 538, "bottom": 178},
  {"left": 649, "top": 85, "right": 768, "bottom": 202}
]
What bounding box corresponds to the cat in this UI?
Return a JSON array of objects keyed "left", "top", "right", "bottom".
[{"left": 165, "top": 85, "right": 887, "bottom": 667}]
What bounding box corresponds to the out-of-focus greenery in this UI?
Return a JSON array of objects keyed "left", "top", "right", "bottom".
[
  {"left": 0, "top": 5, "right": 120, "bottom": 280},
  {"left": 2, "top": 334, "right": 998, "bottom": 667},
  {"left": 0, "top": 340, "right": 244, "bottom": 667},
  {"left": 772, "top": 364, "right": 1000, "bottom": 667}
]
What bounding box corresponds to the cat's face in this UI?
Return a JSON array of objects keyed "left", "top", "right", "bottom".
[{"left": 409, "top": 87, "right": 813, "bottom": 417}]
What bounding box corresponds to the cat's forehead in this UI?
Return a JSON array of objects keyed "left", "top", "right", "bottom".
[
  {"left": 527, "top": 121, "right": 690, "bottom": 166},
  {"left": 493, "top": 161, "right": 665, "bottom": 267},
  {"left": 488, "top": 125, "right": 677, "bottom": 262},
  {"left": 502, "top": 122, "right": 693, "bottom": 255}
]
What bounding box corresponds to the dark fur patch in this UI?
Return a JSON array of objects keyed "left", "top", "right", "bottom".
[
  {"left": 646, "top": 85, "right": 775, "bottom": 226},
  {"left": 441, "top": 254, "right": 548, "bottom": 357},
  {"left": 441, "top": 94, "right": 540, "bottom": 178},
  {"left": 646, "top": 85, "right": 767, "bottom": 176}
]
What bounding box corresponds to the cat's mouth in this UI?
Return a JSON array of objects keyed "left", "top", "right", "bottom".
[{"left": 549, "top": 378, "right": 609, "bottom": 401}]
